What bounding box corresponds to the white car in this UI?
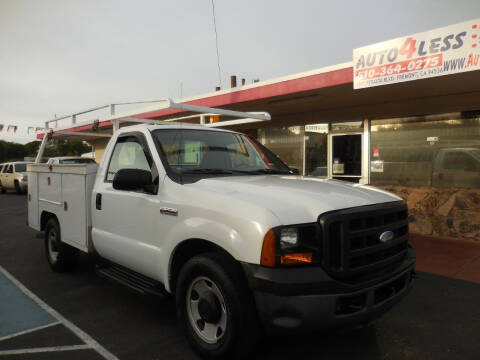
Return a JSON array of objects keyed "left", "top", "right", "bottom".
[
  {"left": 28, "top": 123, "right": 415, "bottom": 359},
  {"left": 47, "top": 156, "right": 96, "bottom": 165},
  {"left": 0, "top": 162, "right": 29, "bottom": 194}
]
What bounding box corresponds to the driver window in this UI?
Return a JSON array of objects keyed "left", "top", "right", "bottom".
[{"left": 106, "top": 136, "right": 158, "bottom": 193}]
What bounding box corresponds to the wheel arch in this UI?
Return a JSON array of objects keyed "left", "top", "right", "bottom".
[
  {"left": 40, "top": 211, "right": 59, "bottom": 231},
  {"left": 168, "top": 238, "right": 242, "bottom": 294}
]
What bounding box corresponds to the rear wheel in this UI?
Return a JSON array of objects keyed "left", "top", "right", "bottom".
[
  {"left": 176, "top": 252, "right": 261, "bottom": 359},
  {"left": 14, "top": 181, "right": 23, "bottom": 194},
  {"left": 45, "top": 218, "right": 79, "bottom": 272},
  {"left": 0, "top": 182, "right": 5, "bottom": 194}
]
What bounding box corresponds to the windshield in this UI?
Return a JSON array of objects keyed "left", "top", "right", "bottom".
[
  {"left": 469, "top": 149, "right": 480, "bottom": 161},
  {"left": 59, "top": 158, "right": 95, "bottom": 164},
  {"left": 14, "top": 164, "right": 27, "bottom": 172},
  {"left": 153, "top": 129, "right": 292, "bottom": 181}
]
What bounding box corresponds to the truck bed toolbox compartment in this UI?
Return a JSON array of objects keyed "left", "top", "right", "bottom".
[{"left": 27, "top": 163, "right": 98, "bottom": 253}]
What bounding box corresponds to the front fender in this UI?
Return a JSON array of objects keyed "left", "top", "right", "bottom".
[{"left": 159, "top": 214, "right": 276, "bottom": 293}]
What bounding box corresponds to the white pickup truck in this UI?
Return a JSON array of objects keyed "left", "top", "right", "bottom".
[{"left": 28, "top": 118, "right": 415, "bottom": 358}]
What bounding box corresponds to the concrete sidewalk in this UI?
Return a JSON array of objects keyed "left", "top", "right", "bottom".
[{"left": 410, "top": 234, "right": 480, "bottom": 284}]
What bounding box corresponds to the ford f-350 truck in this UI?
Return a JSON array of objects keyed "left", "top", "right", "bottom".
[{"left": 28, "top": 102, "right": 415, "bottom": 359}]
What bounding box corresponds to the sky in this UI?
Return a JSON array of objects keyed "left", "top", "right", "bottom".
[{"left": 1, "top": 0, "right": 479, "bottom": 144}]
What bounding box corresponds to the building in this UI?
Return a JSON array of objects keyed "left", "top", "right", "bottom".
[{"left": 46, "top": 20, "right": 480, "bottom": 243}]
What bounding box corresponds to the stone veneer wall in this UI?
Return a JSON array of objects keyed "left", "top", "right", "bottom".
[{"left": 377, "top": 186, "right": 480, "bottom": 242}]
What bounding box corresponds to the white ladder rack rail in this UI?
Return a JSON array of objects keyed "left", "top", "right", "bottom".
[{"left": 35, "top": 98, "right": 271, "bottom": 163}]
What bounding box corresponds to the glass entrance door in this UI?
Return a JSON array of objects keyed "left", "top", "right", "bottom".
[{"left": 329, "top": 133, "right": 363, "bottom": 182}]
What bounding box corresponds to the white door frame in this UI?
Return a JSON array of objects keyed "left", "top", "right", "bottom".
[{"left": 328, "top": 119, "right": 370, "bottom": 184}]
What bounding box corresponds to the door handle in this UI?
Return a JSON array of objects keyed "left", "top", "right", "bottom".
[
  {"left": 160, "top": 207, "right": 178, "bottom": 216},
  {"left": 96, "top": 193, "right": 102, "bottom": 210}
]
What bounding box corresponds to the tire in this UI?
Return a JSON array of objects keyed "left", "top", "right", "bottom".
[
  {"left": 176, "top": 252, "right": 261, "bottom": 359},
  {"left": 14, "top": 181, "right": 23, "bottom": 194},
  {"left": 45, "top": 218, "right": 79, "bottom": 273},
  {"left": 0, "top": 182, "right": 5, "bottom": 194}
]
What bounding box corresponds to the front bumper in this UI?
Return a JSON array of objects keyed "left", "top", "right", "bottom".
[{"left": 242, "top": 249, "right": 415, "bottom": 332}]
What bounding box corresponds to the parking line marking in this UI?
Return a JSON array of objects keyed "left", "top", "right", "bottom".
[
  {"left": 0, "top": 266, "right": 119, "bottom": 360},
  {"left": 0, "top": 344, "right": 91, "bottom": 355},
  {"left": 0, "top": 321, "right": 61, "bottom": 342}
]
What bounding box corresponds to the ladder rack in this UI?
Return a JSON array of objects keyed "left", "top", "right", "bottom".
[{"left": 35, "top": 98, "right": 271, "bottom": 163}]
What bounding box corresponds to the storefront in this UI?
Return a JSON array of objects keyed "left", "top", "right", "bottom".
[
  {"left": 51, "top": 18, "right": 480, "bottom": 242},
  {"left": 248, "top": 112, "right": 480, "bottom": 242}
]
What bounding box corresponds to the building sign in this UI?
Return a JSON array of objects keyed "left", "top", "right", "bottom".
[
  {"left": 353, "top": 18, "right": 480, "bottom": 89},
  {"left": 427, "top": 136, "right": 439, "bottom": 146},
  {"left": 371, "top": 160, "right": 384, "bottom": 173},
  {"left": 305, "top": 124, "right": 329, "bottom": 133}
]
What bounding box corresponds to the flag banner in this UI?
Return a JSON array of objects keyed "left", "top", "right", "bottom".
[
  {"left": 7, "top": 125, "right": 18, "bottom": 133},
  {"left": 0, "top": 124, "right": 45, "bottom": 136}
]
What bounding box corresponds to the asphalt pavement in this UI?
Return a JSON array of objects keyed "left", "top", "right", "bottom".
[{"left": 1, "top": 192, "right": 479, "bottom": 359}]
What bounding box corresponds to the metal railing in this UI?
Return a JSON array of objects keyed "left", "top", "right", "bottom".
[{"left": 35, "top": 98, "right": 271, "bottom": 163}]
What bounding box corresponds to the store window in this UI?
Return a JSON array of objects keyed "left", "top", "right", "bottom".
[
  {"left": 305, "top": 124, "right": 328, "bottom": 177},
  {"left": 257, "top": 126, "right": 304, "bottom": 173},
  {"left": 370, "top": 112, "right": 480, "bottom": 188}
]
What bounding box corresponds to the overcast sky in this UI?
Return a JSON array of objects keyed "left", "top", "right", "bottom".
[{"left": 1, "top": 0, "right": 479, "bottom": 144}]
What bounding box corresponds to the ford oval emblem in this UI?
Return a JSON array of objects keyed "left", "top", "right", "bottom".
[{"left": 379, "top": 231, "right": 394, "bottom": 243}]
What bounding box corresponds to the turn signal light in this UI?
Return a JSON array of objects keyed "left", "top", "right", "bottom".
[
  {"left": 280, "top": 253, "right": 313, "bottom": 265},
  {"left": 260, "top": 229, "right": 276, "bottom": 267}
]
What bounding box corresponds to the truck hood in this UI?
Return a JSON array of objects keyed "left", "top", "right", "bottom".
[{"left": 193, "top": 175, "right": 402, "bottom": 225}]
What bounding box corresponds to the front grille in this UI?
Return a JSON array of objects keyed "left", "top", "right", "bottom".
[{"left": 320, "top": 201, "right": 409, "bottom": 280}]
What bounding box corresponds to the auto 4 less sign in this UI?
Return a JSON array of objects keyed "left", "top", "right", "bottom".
[{"left": 353, "top": 18, "right": 480, "bottom": 89}]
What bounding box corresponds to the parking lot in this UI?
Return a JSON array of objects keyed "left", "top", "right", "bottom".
[{"left": 1, "top": 193, "right": 479, "bottom": 360}]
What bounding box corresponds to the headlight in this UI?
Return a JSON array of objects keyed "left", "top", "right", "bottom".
[
  {"left": 261, "top": 225, "right": 321, "bottom": 267},
  {"left": 280, "top": 228, "right": 298, "bottom": 249}
]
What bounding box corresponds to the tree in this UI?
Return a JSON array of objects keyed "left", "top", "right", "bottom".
[{"left": 0, "top": 140, "right": 92, "bottom": 162}]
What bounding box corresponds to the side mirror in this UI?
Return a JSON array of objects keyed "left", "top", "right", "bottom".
[{"left": 113, "top": 168, "right": 152, "bottom": 192}]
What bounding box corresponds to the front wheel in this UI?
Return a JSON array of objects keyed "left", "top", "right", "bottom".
[
  {"left": 0, "top": 182, "right": 5, "bottom": 194},
  {"left": 45, "top": 218, "right": 79, "bottom": 272},
  {"left": 176, "top": 253, "right": 261, "bottom": 359}
]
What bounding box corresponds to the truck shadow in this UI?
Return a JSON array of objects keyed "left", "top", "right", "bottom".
[
  {"left": 76, "top": 256, "right": 382, "bottom": 360},
  {"left": 254, "top": 326, "right": 381, "bottom": 360}
]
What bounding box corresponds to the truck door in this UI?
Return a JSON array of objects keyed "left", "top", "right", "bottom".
[{"left": 92, "top": 132, "right": 163, "bottom": 280}]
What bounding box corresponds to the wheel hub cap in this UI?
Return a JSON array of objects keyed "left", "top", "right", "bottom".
[
  {"left": 198, "top": 292, "right": 222, "bottom": 323},
  {"left": 186, "top": 276, "right": 227, "bottom": 344},
  {"left": 48, "top": 230, "right": 59, "bottom": 262}
]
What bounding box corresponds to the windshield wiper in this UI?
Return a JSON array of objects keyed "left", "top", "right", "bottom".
[
  {"left": 182, "top": 168, "right": 235, "bottom": 175},
  {"left": 181, "top": 168, "right": 292, "bottom": 176},
  {"left": 247, "top": 168, "right": 292, "bottom": 175}
]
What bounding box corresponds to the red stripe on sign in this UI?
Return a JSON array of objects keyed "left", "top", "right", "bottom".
[{"left": 355, "top": 54, "right": 443, "bottom": 80}]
